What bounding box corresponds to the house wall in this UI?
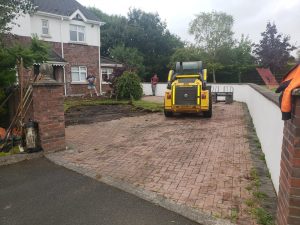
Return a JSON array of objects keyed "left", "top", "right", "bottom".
[
  {"left": 10, "top": 14, "right": 31, "bottom": 36},
  {"left": 30, "top": 14, "right": 100, "bottom": 47},
  {"left": 51, "top": 42, "right": 100, "bottom": 96},
  {"left": 9, "top": 10, "right": 102, "bottom": 96},
  {"left": 142, "top": 83, "right": 284, "bottom": 193}
]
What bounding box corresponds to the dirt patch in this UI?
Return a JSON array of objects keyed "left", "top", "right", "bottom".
[{"left": 65, "top": 104, "right": 148, "bottom": 126}]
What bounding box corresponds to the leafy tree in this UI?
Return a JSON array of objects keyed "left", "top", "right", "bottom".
[
  {"left": 169, "top": 46, "right": 205, "bottom": 67},
  {"left": 89, "top": 7, "right": 128, "bottom": 56},
  {"left": 232, "top": 35, "right": 255, "bottom": 82},
  {"left": 0, "top": 0, "right": 35, "bottom": 37},
  {"left": 189, "top": 11, "right": 234, "bottom": 82},
  {"left": 115, "top": 71, "right": 143, "bottom": 100},
  {"left": 0, "top": 36, "right": 49, "bottom": 88},
  {"left": 90, "top": 7, "right": 184, "bottom": 81},
  {"left": 296, "top": 49, "right": 300, "bottom": 63},
  {"left": 109, "top": 45, "right": 145, "bottom": 77},
  {"left": 127, "top": 8, "right": 183, "bottom": 80},
  {"left": 254, "top": 22, "right": 296, "bottom": 74}
]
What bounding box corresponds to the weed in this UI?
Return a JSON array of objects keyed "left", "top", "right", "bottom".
[
  {"left": 251, "top": 207, "right": 274, "bottom": 225},
  {"left": 259, "top": 153, "right": 266, "bottom": 162},
  {"left": 253, "top": 191, "right": 268, "bottom": 200},
  {"left": 245, "top": 198, "right": 255, "bottom": 207},
  {"left": 230, "top": 208, "right": 239, "bottom": 223}
]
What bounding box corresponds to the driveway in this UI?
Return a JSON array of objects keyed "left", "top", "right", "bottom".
[
  {"left": 49, "top": 102, "right": 259, "bottom": 224},
  {"left": 0, "top": 158, "right": 199, "bottom": 225}
]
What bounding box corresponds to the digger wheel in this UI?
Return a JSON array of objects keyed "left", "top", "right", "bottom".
[
  {"left": 164, "top": 110, "right": 173, "bottom": 117},
  {"left": 203, "top": 87, "right": 212, "bottom": 118}
]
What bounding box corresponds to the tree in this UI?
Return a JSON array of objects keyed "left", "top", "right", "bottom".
[
  {"left": 189, "top": 11, "right": 234, "bottom": 83},
  {"left": 297, "top": 49, "right": 300, "bottom": 63},
  {"left": 169, "top": 46, "right": 204, "bottom": 67},
  {"left": 0, "top": 0, "right": 35, "bottom": 37},
  {"left": 254, "top": 22, "right": 296, "bottom": 74},
  {"left": 232, "top": 35, "right": 255, "bottom": 82},
  {"left": 110, "top": 45, "right": 145, "bottom": 77},
  {"left": 90, "top": 7, "right": 184, "bottom": 81},
  {"left": 89, "top": 7, "right": 129, "bottom": 56},
  {"left": 127, "top": 9, "right": 183, "bottom": 81}
]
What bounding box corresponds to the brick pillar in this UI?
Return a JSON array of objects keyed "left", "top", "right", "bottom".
[
  {"left": 32, "top": 79, "right": 65, "bottom": 153},
  {"left": 277, "top": 89, "right": 300, "bottom": 225}
]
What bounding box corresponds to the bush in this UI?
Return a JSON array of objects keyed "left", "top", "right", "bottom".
[{"left": 116, "top": 71, "right": 143, "bottom": 100}]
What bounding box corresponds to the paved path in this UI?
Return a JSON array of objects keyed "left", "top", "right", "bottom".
[
  {"left": 49, "top": 102, "right": 257, "bottom": 224},
  {"left": 0, "top": 158, "right": 200, "bottom": 225}
]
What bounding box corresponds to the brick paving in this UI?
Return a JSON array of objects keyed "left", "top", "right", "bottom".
[{"left": 49, "top": 102, "right": 257, "bottom": 224}]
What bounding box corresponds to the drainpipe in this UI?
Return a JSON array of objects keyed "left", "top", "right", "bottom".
[
  {"left": 98, "top": 24, "right": 102, "bottom": 95},
  {"left": 60, "top": 16, "right": 67, "bottom": 96}
]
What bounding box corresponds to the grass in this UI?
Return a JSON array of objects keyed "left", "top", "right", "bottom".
[
  {"left": 0, "top": 145, "right": 21, "bottom": 157},
  {"left": 132, "top": 100, "right": 163, "bottom": 112},
  {"left": 230, "top": 208, "right": 239, "bottom": 223},
  {"left": 244, "top": 167, "right": 274, "bottom": 225},
  {"left": 64, "top": 98, "right": 128, "bottom": 112},
  {"left": 64, "top": 98, "right": 163, "bottom": 113}
]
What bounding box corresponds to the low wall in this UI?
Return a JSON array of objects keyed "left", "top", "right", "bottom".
[{"left": 142, "top": 83, "right": 283, "bottom": 193}]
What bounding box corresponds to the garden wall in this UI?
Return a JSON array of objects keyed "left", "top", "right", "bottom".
[{"left": 142, "top": 83, "right": 283, "bottom": 193}]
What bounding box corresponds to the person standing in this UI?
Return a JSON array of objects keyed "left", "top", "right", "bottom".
[
  {"left": 86, "top": 74, "right": 99, "bottom": 97},
  {"left": 151, "top": 73, "right": 159, "bottom": 96}
]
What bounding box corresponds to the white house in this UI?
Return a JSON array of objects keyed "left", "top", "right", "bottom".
[{"left": 9, "top": 0, "right": 107, "bottom": 96}]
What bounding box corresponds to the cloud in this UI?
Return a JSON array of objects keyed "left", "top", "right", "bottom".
[{"left": 79, "top": 0, "right": 299, "bottom": 50}]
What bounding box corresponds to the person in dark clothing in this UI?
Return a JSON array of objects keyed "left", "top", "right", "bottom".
[
  {"left": 86, "top": 74, "right": 99, "bottom": 97},
  {"left": 151, "top": 74, "right": 159, "bottom": 96}
]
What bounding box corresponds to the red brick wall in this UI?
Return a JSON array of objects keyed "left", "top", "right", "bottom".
[
  {"left": 51, "top": 42, "right": 100, "bottom": 96},
  {"left": 32, "top": 82, "right": 65, "bottom": 152},
  {"left": 277, "top": 93, "right": 300, "bottom": 225}
]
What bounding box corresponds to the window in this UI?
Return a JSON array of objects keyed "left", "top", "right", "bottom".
[
  {"left": 42, "top": 19, "right": 49, "bottom": 35},
  {"left": 102, "top": 68, "right": 114, "bottom": 83},
  {"left": 71, "top": 66, "right": 87, "bottom": 82},
  {"left": 70, "top": 25, "right": 85, "bottom": 42}
]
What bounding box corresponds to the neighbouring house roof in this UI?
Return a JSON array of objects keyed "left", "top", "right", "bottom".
[
  {"left": 32, "top": 0, "right": 101, "bottom": 22},
  {"left": 33, "top": 50, "right": 67, "bottom": 66},
  {"left": 48, "top": 50, "right": 67, "bottom": 64},
  {"left": 256, "top": 68, "right": 279, "bottom": 88},
  {"left": 101, "top": 57, "right": 123, "bottom": 67}
]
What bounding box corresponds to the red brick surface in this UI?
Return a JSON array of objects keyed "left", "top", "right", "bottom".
[{"left": 49, "top": 103, "right": 257, "bottom": 224}]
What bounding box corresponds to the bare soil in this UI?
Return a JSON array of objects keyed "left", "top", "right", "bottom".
[{"left": 65, "top": 104, "right": 148, "bottom": 126}]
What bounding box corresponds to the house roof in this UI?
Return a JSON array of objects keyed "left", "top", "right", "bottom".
[
  {"left": 49, "top": 50, "right": 66, "bottom": 63},
  {"left": 32, "top": 0, "right": 101, "bottom": 22},
  {"left": 101, "top": 57, "right": 121, "bottom": 65}
]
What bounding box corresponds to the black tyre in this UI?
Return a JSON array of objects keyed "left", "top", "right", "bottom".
[
  {"left": 203, "top": 87, "right": 212, "bottom": 118},
  {"left": 164, "top": 110, "right": 173, "bottom": 117}
]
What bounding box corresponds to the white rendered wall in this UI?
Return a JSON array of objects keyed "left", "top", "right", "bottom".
[
  {"left": 10, "top": 14, "right": 31, "bottom": 37},
  {"left": 9, "top": 13, "right": 100, "bottom": 47},
  {"left": 31, "top": 15, "right": 100, "bottom": 46},
  {"left": 142, "top": 83, "right": 283, "bottom": 193}
]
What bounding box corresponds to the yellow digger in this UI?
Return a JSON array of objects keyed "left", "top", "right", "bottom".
[{"left": 164, "top": 61, "right": 212, "bottom": 118}]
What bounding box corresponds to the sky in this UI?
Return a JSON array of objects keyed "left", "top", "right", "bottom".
[{"left": 78, "top": 0, "right": 299, "bottom": 52}]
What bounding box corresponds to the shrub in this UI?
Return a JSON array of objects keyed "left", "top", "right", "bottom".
[{"left": 116, "top": 71, "right": 143, "bottom": 100}]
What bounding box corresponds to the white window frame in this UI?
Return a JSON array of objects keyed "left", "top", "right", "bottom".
[
  {"left": 70, "top": 24, "right": 85, "bottom": 43},
  {"left": 71, "top": 66, "right": 87, "bottom": 83},
  {"left": 42, "top": 19, "right": 49, "bottom": 35},
  {"left": 102, "top": 68, "right": 114, "bottom": 83}
]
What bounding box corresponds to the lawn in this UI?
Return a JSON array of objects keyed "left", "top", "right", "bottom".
[{"left": 64, "top": 98, "right": 163, "bottom": 113}]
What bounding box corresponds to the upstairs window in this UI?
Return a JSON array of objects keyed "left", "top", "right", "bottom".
[
  {"left": 71, "top": 66, "right": 87, "bottom": 82},
  {"left": 70, "top": 25, "right": 85, "bottom": 42},
  {"left": 42, "top": 19, "right": 49, "bottom": 35}
]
